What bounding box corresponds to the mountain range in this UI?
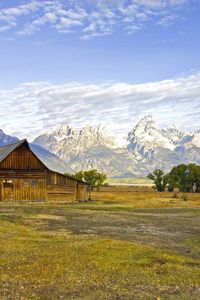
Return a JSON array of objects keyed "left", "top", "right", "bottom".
[{"left": 1, "top": 116, "right": 200, "bottom": 177}]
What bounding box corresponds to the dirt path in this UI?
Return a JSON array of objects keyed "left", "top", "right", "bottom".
[{"left": 1, "top": 204, "right": 200, "bottom": 258}]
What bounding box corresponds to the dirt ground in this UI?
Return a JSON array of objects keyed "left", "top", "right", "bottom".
[
  {"left": 0, "top": 193, "right": 200, "bottom": 299},
  {"left": 3, "top": 203, "right": 199, "bottom": 259}
]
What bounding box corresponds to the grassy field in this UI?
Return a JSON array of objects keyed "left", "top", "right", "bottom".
[
  {"left": 0, "top": 191, "right": 200, "bottom": 299},
  {"left": 107, "top": 177, "right": 152, "bottom": 186}
]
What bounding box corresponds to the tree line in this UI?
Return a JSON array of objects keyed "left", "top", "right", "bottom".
[{"left": 147, "top": 164, "right": 200, "bottom": 192}]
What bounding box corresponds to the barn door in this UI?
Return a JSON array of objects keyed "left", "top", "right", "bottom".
[{"left": 3, "top": 180, "right": 14, "bottom": 201}]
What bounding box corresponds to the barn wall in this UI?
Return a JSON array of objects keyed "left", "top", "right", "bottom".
[
  {"left": 46, "top": 170, "right": 77, "bottom": 202},
  {"left": 0, "top": 178, "right": 46, "bottom": 202},
  {"left": 0, "top": 170, "right": 46, "bottom": 202},
  {"left": 0, "top": 169, "right": 88, "bottom": 202},
  {"left": 0, "top": 180, "right": 2, "bottom": 202},
  {"left": 0, "top": 170, "right": 45, "bottom": 179},
  {"left": 46, "top": 185, "right": 77, "bottom": 202},
  {"left": 46, "top": 171, "right": 88, "bottom": 202},
  {"left": 77, "top": 182, "right": 88, "bottom": 201}
]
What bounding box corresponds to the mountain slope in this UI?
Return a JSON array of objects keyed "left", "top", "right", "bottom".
[
  {"left": 0, "top": 130, "right": 18, "bottom": 146},
  {"left": 34, "top": 124, "right": 143, "bottom": 177},
  {"left": 33, "top": 117, "right": 200, "bottom": 177}
]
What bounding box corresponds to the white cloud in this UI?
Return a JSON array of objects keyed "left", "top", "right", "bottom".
[
  {"left": 0, "top": 24, "right": 13, "bottom": 32},
  {"left": 157, "top": 15, "right": 178, "bottom": 27},
  {"left": 0, "top": 0, "right": 193, "bottom": 38},
  {"left": 0, "top": 73, "right": 199, "bottom": 140}
]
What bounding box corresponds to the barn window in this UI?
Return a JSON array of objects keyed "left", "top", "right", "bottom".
[
  {"left": 24, "top": 180, "right": 31, "bottom": 187},
  {"left": 32, "top": 180, "right": 38, "bottom": 187},
  {"left": 3, "top": 179, "right": 13, "bottom": 184},
  {"left": 3, "top": 179, "right": 13, "bottom": 188}
]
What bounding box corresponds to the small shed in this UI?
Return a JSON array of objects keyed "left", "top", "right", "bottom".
[{"left": 0, "top": 139, "right": 88, "bottom": 202}]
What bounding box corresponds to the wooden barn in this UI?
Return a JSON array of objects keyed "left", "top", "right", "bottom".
[{"left": 0, "top": 139, "right": 88, "bottom": 202}]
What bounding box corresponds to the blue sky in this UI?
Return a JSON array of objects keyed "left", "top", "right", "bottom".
[{"left": 0, "top": 0, "right": 200, "bottom": 140}]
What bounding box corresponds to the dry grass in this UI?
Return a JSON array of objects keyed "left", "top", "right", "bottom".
[
  {"left": 0, "top": 190, "right": 200, "bottom": 299},
  {"left": 91, "top": 190, "right": 200, "bottom": 209}
]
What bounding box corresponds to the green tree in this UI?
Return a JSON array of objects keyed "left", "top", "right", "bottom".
[
  {"left": 147, "top": 169, "right": 168, "bottom": 192},
  {"left": 74, "top": 170, "right": 107, "bottom": 191},
  {"left": 95, "top": 172, "right": 107, "bottom": 191},
  {"left": 185, "top": 164, "right": 200, "bottom": 192},
  {"left": 74, "top": 170, "right": 84, "bottom": 181},
  {"left": 148, "top": 164, "right": 200, "bottom": 193},
  {"left": 169, "top": 164, "right": 191, "bottom": 192},
  {"left": 166, "top": 174, "right": 176, "bottom": 192},
  {"left": 83, "top": 170, "right": 107, "bottom": 191}
]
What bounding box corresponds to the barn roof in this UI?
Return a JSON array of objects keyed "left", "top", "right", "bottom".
[{"left": 0, "top": 139, "right": 27, "bottom": 163}]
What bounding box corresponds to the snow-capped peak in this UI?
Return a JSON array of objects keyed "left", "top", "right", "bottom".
[
  {"left": 127, "top": 115, "right": 175, "bottom": 154},
  {"left": 47, "top": 124, "right": 78, "bottom": 142},
  {"left": 162, "top": 124, "right": 193, "bottom": 146},
  {"left": 79, "top": 123, "right": 119, "bottom": 149},
  {"left": 34, "top": 123, "right": 120, "bottom": 161},
  {"left": 139, "top": 114, "right": 154, "bottom": 123},
  {"left": 162, "top": 124, "right": 187, "bottom": 144}
]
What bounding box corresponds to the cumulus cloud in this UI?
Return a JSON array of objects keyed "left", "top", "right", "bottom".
[
  {"left": 0, "top": 73, "right": 199, "bottom": 140},
  {"left": 0, "top": 0, "right": 194, "bottom": 38}
]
